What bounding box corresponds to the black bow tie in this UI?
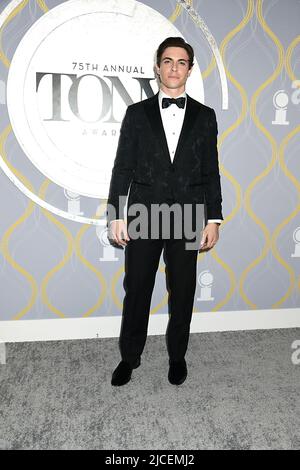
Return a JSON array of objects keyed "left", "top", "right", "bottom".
[{"left": 162, "top": 97, "right": 186, "bottom": 109}]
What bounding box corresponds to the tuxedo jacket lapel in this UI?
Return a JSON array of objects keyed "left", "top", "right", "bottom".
[
  {"left": 173, "top": 94, "right": 200, "bottom": 165},
  {"left": 143, "top": 92, "right": 201, "bottom": 166},
  {"left": 143, "top": 93, "right": 170, "bottom": 166}
]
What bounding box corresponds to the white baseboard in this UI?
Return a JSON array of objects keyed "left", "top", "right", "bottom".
[{"left": 0, "top": 308, "right": 299, "bottom": 343}]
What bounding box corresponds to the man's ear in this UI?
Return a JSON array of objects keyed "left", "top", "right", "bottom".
[
  {"left": 188, "top": 66, "right": 193, "bottom": 77},
  {"left": 155, "top": 64, "right": 160, "bottom": 76}
]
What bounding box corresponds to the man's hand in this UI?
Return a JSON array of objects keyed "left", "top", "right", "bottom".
[
  {"left": 109, "top": 219, "right": 130, "bottom": 247},
  {"left": 199, "top": 223, "right": 220, "bottom": 252}
]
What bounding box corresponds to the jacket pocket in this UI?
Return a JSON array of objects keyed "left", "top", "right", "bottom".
[{"left": 132, "top": 179, "right": 153, "bottom": 186}]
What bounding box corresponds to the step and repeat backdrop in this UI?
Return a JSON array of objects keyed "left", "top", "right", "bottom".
[{"left": 0, "top": 0, "right": 299, "bottom": 326}]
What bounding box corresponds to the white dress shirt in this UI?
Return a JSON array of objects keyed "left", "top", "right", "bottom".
[{"left": 110, "top": 90, "right": 222, "bottom": 225}]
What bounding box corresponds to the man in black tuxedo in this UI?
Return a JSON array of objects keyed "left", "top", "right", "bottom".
[{"left": 106, "top": 37, "right": 223, "bottom": 386}]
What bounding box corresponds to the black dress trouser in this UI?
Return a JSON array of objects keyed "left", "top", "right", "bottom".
[{"left": 119, "top": 207, "right": 199, "bottom": 366}]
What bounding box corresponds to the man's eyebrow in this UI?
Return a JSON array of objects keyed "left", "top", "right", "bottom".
[{"left": 162, "top": 56, "right": 189, "bottom": 61}]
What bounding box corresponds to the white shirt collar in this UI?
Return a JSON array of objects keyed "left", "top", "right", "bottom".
[{"left": 158, "top": 89, "right": 187, "bottom": 110}]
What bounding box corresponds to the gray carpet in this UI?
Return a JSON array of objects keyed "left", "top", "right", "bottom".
[{"left": 0, "top": 328, "right": 300, "bottom": 450}]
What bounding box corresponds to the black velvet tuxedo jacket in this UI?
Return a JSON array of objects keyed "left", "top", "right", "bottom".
[{"left": 106, "top": 92, "right": 223, "bottom": 227}]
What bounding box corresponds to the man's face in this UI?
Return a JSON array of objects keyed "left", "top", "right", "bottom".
[{"left": 156, "top": 46, "right": 193, "bottom": 92}]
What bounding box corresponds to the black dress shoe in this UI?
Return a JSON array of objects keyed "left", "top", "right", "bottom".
[
  {"left": 111, "top": 358, "right": 141, "bottom": 386},
  {"left": 168, "top": 359, "right": 187, "bottom": 385}
]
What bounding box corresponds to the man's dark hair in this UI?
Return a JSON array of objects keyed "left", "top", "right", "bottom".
[{"left": 156, "top": 37, "right": 194, "bottom": 69}]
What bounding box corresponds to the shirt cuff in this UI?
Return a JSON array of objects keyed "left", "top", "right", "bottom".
[{"left": 207, "top": 219, "right": 222, "bottom": 224}]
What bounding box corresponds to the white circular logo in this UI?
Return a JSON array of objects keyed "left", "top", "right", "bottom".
[{"left": 4, "top": 0, "right": 205, "bottom": 224}]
